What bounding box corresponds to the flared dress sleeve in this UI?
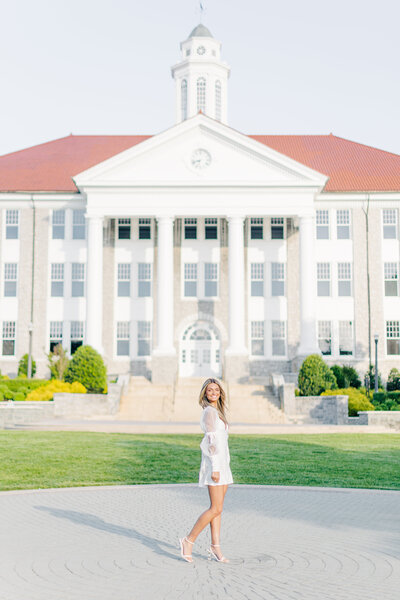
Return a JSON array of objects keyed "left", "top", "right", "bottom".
[{"left": 200, "top": 407, "right": 222, "bottom": 471}]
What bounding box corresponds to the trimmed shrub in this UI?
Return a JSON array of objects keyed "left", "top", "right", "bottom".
[
  {"left": 26, "top": 380, "right": 87, "bottom": 401},
  {"left": 4, "top": 379, "right": 47, "bottom": 392},
  {"left": 322, "top": 387, "right": 375, "bottom": 416},
  {"left": 0, "top": 392, "right": 4, "bottom": 401},
  {"left": 14, "top": 392, "right": 25, "bottom": 401},
  {"left": 387, "top": 368, "right": 400, "bottom": 391},
  {"left": 64, "top": 345, "right": 107, "bottom": 393},
  {"left": 18, "top": 354, "right": 37, "bottom": 377},
  {"left": 331, "top": 365, "right": 361, "bottom": 388},
  {"left": 388, "top": 391, "right": 400, "bottom": 402},
  {"left": 298, "top": 354, "right": 337, "bottom": 396}
]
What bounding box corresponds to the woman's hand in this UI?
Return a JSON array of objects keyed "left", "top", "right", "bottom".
[{"left": 211, "top": 471, "right": 220, "bottom": 483}]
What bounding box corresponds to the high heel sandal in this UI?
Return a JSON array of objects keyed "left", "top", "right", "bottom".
[
  {"left": 179, "top": 536, "right": 194, "bottom": 563},
  {"left": 207, "top": 543, "right": 229, "bottom": 563}
]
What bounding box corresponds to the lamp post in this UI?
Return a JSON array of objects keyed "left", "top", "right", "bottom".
[
  {"left": 27, "top": 322, "right": 33, "bottom": 379},
  {"left": 374, "top": 334, "right": 379, "bottom": 394}
]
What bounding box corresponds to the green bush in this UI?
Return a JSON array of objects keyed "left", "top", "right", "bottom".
[
  {"left": 331, "top": 365, "right": 361, "bottom": 388},
  {"left": 388, "top": 391, "right": 400, "bottom": 402},
  {"left": 4, "top": 379, "right": 47, "bottom": 392},
  {"left": 387, "top": 368, "right": 400, "bottom": 391},
  {"left": 372, "top": 390, "right": 400, "bottom": 411},
  {"left": 322, "top": 387, "right": 375, "bottom": 416},
  {"left": 14, "top": 392, "right": 25, "bottom": 401},
  {"left": 0, "top": 392, "right": 3, "bottom": 401},
  {"left": 64, "top": 345, "right": 107, "bottom": 393},
  {"left": 373, "top": 392, "right": 387, "bottom": 404},
  {"left": 48, "top": 344, "right": 70, "bottom": 380},
  {"left": 365, "top": 365, "right": 382, "bottom": 390},
  {"left": 298, "top": 354, "right": 337, "bottom": 396},
  {"left": 18, "top": 354, "right": 37, "bottom": 377}
]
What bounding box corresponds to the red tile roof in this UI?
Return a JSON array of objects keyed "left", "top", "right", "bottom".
[{"left": 0, "top": 133, "right": 399, "bottom": 193}]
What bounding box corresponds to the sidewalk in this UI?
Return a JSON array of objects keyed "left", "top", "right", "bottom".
[{"left": 0, "top": 484, "right": 398, "bottom": 599}]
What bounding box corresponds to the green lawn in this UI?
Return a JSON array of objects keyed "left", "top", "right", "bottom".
[{"left": 0, "top": 432, "right": 399, "bottom": 491}]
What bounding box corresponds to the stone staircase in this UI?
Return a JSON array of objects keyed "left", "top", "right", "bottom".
[{"left": 117, "top": 376, "right": 286, "bottom": 423}]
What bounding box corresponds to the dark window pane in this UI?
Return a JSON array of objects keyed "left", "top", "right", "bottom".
[
  {"left": 271, "top": 281, "right": 284, "bottom": 296},
  {"left": 185, "top": 226, "right": 197, "bottom": 239},
  {"left": 50, "top": 340, "right": 62, "bottom": 352},
  {"left": 73, "top": 225, "right": 85, "bottom": 239},
  {"left": 205, "top": 281, "right": 217, "bottom": 297},
  {"left": 317, "top": 226, "right": 329, "bottom": 239},
  {"left": 271, "top": 226, "right": 284, "bottom": 239},
  {"left": 337, "top": 225, "right": 350, "bottom": 239},
  {"left": 251, "top": 281, "right": 264, "bottom": 297},
  {"left": 118, "top": 226, "right": 131, "bottom": 239},
  {"left": 251, "top": 339, "right": 264, "bottom": 355},
  {"left": 71, "top": 340, "right": 83, "bottom": 354},
  {"left": 319, "top": 339, "right": 331, "bottom": 355},
  {"left": 51, "top": 282, "right": 64, "bottom": 297},
  {"left": 251, "top": 226, "right": 263, "bottom": 239},
  {"left": 138, "top": 340, "right": 150, "bottom": 356},
  {"left": 3, "top": 340, "right": 15, "bottom": 355},
  {"left": 72, "top": 281, "right": 84, "bottom": 297},
  {"left": 4, "top": 282, "right": 17, "bottom": 297},
  {"left": 6, "top": 226, "right": 18, "bottom": 239},
  {"left": 272, "top": 339, "right": 285, "bottom": 356},
  {"left": 184, "top": 281, "right": 197, "bottom": 297},
  {"left": 338, "top": 281, "right": 351, "bottom": 296},
  {"left": 118, "top": 281, "right": 130, "bottom": 297},
  {"left": 383, "top": 225, "right": 396, "bottom": 239},
  {"left": 205, "top": 226, "right": 217, "bottom": 239},
  {"left": 385, "top": 281, "right": 398, "bottom": 296},
  {"left": 317, "top": 281, "right": 330, "bottom": 296},
  {"left": 138, "top": 225, "right": 151, "bottom": 239},
  {"left": 52, "top": 225, "right": 65, "bottom": 239},
  {"left": 387, "top": 339, "right": 400, "bottom": 355},
  {"left": 138, "top": 281, "right": 151, "bottom": 297},
  {"left": 117, "top": 340, "right": 130, "bottom": 356}
]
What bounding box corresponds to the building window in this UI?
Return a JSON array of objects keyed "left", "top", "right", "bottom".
[
  {"left": 338, "top": 263, "right": 352, "bottom": 296},
  {"left": 337, "top": 210, "right": 350, "bottom": 239},
  {"left": 138, "top": 321, "right": 151, "bottom": 356},
  {"left": 250, "top": 218, "right": 263, "bottom": 240},
  {"left": 272, "top": 321, "right": 286, "bottom": 356},
  {"left": 318, "top": 321, "right": 332, "bottom": 355},
  {"left": 205, "top": 218, "right": 218, "bottom": 240},
  {"left": 339, "top": 321, "right": 353, "bottom": 355},
  {"left": 71, "top": 263, "right": 85, "bottom": 297},
  {"left": 204, "top": 263, "right": 218, "bottom": 297},
  {"left": 317, "top": 263, "right": 330, "bottom": 296},
  {"left": 184, "top": 218, "right": 197, "bottom": 239},
  {"left": 72, "top": 210, "right": 86, "bottom": 239},
  {"left": 382, "top": 209, "right": 397, "bottom": 239},
  {"left": 386, "top": 321, "right": 400, "bottom": 355},
  {"left": 2, "top": 321, "right": 15, "bottom": 355},
  {"left": 215, "top": 80, "right": 221, "bottom": 121},
  {"left": 138, "top": 263, "right": 152, "bottom": 297},
  {"left": 250, "top": 263, "right": 264, "bottom": 296},
  {"left": 139, "top": 218, "right": 151, "bottom": 240},
  {"left": 197, "top": 77, "right": 206, "bottom": 113},
  {"left": 51, "top": 263, "right": 64, "bottom": 297},
  {"left": 118, "top": 218, "right": 131, "bottom": 239},
  {"left": 49, "top": 321, "right": 63, "bottom": 352},
  {"left": 271, "top": 217, "right": 284, "bottom": 240},
  {"left": 384, "top": 262, "right": 399, "bottom": 296},
  {"left": 271, "top": 263, "right": 285, "bottom": 296},
  {"left": 117, "top": 263, "right": 131, "bottom": 297},
  {"left": 70, "top": 321, "right": 84, "bottom": 354},
  {"left": 4, "top": 263, "right": 17, "bottom": 297},
  {"left": 117, "top": 321, "right": 130, "bottom": 356},
  {"left": 181, "top": 79, "right": 188, "bottom": 121},
  {"left": 316, "top": 210, "right": 329, "bottom": 239},
  {"left": 184, "top": 263, "right": 197, "bottom": 297},
  {"left": 251, "top": 321, "right": 264, "bottom": 356},
  {"left": 52, "top": 210, "right": 65, "bottom": 239},
  {"left": 5, "top": 210, "right": 19, "bottom": 239}
]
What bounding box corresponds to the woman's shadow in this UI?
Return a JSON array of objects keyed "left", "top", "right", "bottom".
[{"left": 34, "top": 505, "right": 182, "bottom": 562}]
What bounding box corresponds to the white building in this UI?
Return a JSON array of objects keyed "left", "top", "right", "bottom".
[{"left": 0, "top": 24, "right": 400, "bottom": 384}]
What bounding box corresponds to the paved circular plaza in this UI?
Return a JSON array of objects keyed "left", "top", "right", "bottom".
[{"left": 0, "top": 484, "right": 398, "bottom": 600}]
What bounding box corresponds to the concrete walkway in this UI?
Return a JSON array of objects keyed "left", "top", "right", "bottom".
[{"left": 0, "top": 484, "right": 398, "bottom": 600}]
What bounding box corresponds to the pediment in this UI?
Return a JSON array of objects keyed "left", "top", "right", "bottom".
[{"left": 74, "top": 115, "right": 327, "bottom": 190}]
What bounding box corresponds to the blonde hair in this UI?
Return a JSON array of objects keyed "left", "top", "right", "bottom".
[{"left": 198, "top": 378, "right": 228, "bottom": 425}]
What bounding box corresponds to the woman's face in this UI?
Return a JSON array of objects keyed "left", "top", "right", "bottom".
[{"left": 206, "top": 383, "right": 220, "bottom": 403}]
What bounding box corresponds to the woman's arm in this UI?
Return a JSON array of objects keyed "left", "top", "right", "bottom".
[{"left": 202, "top": 408, "right": 222, "bottom": 472}]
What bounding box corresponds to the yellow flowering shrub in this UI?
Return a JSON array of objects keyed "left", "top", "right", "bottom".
[{"left": 26, "top": 380, "right": 87, "bottom": 401}]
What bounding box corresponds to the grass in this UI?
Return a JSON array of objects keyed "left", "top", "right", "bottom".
[{"left": 0, "top": 432, "right": 399, "bottom": 491}]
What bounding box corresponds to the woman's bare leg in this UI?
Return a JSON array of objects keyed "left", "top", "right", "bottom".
[
  {"left": 181, "top": 485, "right": 226, "bottom": 558},
  {"left": 209, "top": 485, "right": 228, "bottom": 559}
]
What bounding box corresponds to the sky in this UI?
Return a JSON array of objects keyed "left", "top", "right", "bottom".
[{"left": 1, "top": 0, "right": 400, "bottom": 157}]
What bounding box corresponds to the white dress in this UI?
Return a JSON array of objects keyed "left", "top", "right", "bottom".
[{"left": 198, "top": 405, "right": 233, "bottom": 487}]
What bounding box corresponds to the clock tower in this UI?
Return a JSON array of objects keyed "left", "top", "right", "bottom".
[{"left": 171, "top": 24, "right": 231, "bottom": 124}]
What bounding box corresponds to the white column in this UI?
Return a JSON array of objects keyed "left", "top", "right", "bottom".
[
  {"left": 298, "top": 214, "right": 319, "bottom": 355},
  {"left": 86, "top": 215, "right": 103, "bottom": 353},
  {"left": 226, "top": 216, "right": 247, "bottom": 354},
  {"left": 154, "top": 216, "right": 175, "bottom": 355}
]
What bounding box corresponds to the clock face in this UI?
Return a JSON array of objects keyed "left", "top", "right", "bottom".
[
  {"left": 197, "top": 45, "right": 206, "bottom": 55},
  {"left": 191, "top": 148, "right": 212, "bottom": 169}
]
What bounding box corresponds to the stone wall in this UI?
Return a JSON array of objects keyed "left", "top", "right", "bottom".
[
  {"left": 285, "top": 394, "right": 350, "bottom": 424},
  {"left": 357, "top": 410, "right": 400, "bottom": 431}
]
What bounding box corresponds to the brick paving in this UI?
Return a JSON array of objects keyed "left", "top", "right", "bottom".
[{"left": 0, "top": 484, "right": 398, "bottom": 599}]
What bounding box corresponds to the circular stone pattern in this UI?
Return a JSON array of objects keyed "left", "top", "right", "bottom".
[{"left": 0, "top": 484, "right": 398, "bottom": 600}]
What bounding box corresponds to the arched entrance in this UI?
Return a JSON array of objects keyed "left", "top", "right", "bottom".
[{"left": 180, "top": 321, "right": 221, "bottom": 378}]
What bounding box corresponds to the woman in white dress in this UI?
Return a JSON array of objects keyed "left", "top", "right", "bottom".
[{"left": 179, "top": 378, "right": 233, "bottom": 563}]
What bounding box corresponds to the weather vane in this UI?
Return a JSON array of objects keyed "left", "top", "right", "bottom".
[{"left": 197, "top": 1, "right": 207, "bottom": 23}]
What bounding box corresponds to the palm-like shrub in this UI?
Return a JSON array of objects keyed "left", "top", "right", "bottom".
[
  {"left": 64, "top": 345, "right": 107, "bottom": 393},
  {"left": 298, "top": 354, "right": 337, "bottom": 396}
]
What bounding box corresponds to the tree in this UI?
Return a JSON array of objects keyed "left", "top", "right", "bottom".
[
  {"left": 298, "top": 354, "right": 337, "bottom": 396},
  {"left": 64, "top": 345, "right": 107, "bottom": 393},
  {"left": 365, "top": 365, "right": 382, "bottom": 391},
  {"left": 330, "top": 365, "right": 361, "bottom": 389},
  {"left": 47, "top": 344, "right": 70, "bottom": 380},
  {"left": 18, "top": 354, "right": 36, "bottom": 377},
  {"left": 387, "top": 368, "right": 400, "bottom": 391}
]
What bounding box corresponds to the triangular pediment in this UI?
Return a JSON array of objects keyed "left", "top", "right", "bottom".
[{"left": 74, "top": 115, "right": 328, "bottom": 190}]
